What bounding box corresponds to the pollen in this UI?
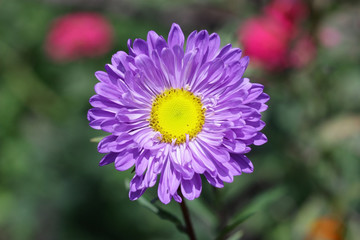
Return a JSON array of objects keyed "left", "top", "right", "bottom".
[{"left": 149, "top": 88, "right": 206, "bottom": 144}]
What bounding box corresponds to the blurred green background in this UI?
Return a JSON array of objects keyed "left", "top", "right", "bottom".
[{"left": 0, "top": 0, "right": 359, "bottom": 239}]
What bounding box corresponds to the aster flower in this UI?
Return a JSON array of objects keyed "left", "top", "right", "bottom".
[{"left": 88, "top": 23, "right": 269, "bottom": 204}]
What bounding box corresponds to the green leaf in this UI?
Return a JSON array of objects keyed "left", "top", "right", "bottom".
[
  {"left": 216, "top": 186, "right": 286, "bottom": 240},
  {"left": 124, "top": 179, "right": 186, "bottom": 233},
  {"left": 187, "top": 198, "right": 217, "bottom": 228},
  {"left": 156, "top": 207, "right": 187, "bottom": 233},
  {"left": 216, "top": 212, "right": 254, "bottom": 240},
  {"left": 227, "top": 230, "right": 244, "bottom": 240}
]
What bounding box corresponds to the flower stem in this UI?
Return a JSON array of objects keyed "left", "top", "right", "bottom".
[{"left": 179, "top": 194, "right": 197, "bottom": 240}]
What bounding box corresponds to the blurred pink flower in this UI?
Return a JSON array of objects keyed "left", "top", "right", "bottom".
[
  {"left": 265, "top": 0, "right": 308, "bottom": 26},
  {"left": 238, "top": 16, "right": 292, "bottom": 70},
  {"left": 45, "top": 12, "right": 114, "bottom": 62},
  {"left": 289, "top": 35, "right": 316, "bottom": 68},
  {"left": 319, "top": 27, "right": 342, "bottom": 48},
  {"left": 238, "top": 0, "right": 315, "bottom": 71}
]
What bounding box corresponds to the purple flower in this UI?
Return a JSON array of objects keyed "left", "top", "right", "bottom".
[{"left": 88, "top": 23, "right": 269, "bottom": 204}]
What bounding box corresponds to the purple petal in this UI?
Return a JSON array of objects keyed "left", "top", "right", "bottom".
[
  {"left": 99, "top": 152, "right": 118, "bottom": 166},
  {"left": 111, "top": 51, "right": 128, "bottom": 72},
  {"left": 213, "top": 161, "right": 233, "bottom": 183},
  {"left": 88, "top": 109, "right": 115, "bottom": 130},
  {"left": 127, "top": 39, "right": 135, "bottom": 57},
  {"left": 135, "top": 151, "right": 150, "bottom": 176},
  {"left": 87, "top": 108, "right": 115, "bottom": 120},
  {"left": 100, "top": 119, "right": 119, "bottom": 132},
  {"left": 195, "top": 30, "right": 209, "bottom": 49},
  {"left": 105, "top": 63, "right": 125, "bottom": 81},
  {"left": 168, "top": 23, "right": 185, "bottom": 48},
  {"left": 144, "top": 158, "right": 159, "bottom": 187},
  {"left": 158, "top": 160, "right": 171, "bottom": 204},
  {"left": 115, "top": 150, "right": 137, "bottom": 171},
  {"left": 168, "top": 163, "right": 181, "bottom": 195},
  {"left": 220, "top": 48, "right": 242, "bottom": 64},
  {"left": 97, "top": 135, "right": 117, "bottom": 153},
  {"left": 161, "top": 48, "right": 176, "bottom": 86},
  {"left": 216, "top": 44, "right": 232, "bottom": 58},
  {"left": 190, "top": 141, "right": 217, "bottom": 172},
  {"left": 231, "top": 154, "right": 254, "bottom": 173},
  {"left": 129, "top": 189, "right": 146, "bottom": 201},
  {"left": 129, "top": 175, "right": 147, "bottom": 200},
  {"left": 155, "top": 36, "right": 168, "bottom": 54},
  {"left": 243, "top": 83, "right": 265, "bottom": 104},
  {"left": 253, "top": 133, "right": 268, "bottom": 146},
  {"left": 204, "top": 172, "right": 224, "bottom": 188},
  {"left": 185, "top": 30, "right": 197, "bottom": 52},
  {"left": 94, "top": 82, "right": 122, "bottom": 100},
  {"left": 147, "top": 30, "right": 160, "bottom": 52},
  {"left": 134, "top": 54, "right": 164, "bottom": 93},
  {"left": 95, "top": 71, "right": 111, "bottom": 84},
  {"left": 181, "top": 174, "right": 202, "bottom": 200},
  {"left": 89, "top": 95, "right": 123, "bottom": 111},
  {"left": 208, "top": 33, "right": 221, "bottom": 60},
  {"left": 173, "top": 192, "right": 182, "bottom": 203},
  {"left": 223, "top": 138, "right": 247, "bottom": 153},
  {"left": 222, "top": 158, "right": 242, "bottom": 176},
  {"left": 172, "top": 45, "right": 184, "bottom": 70},
  {"left": 133, "top": 39, "right": 149, "bottom": 56},
  {"left": 116, "top": 108, "right": 149, "bottom": 122},
  {"left": 171, "top": 146, "right": 194, "bottom": 179}
]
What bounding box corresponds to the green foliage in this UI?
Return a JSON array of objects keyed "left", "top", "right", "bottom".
[
  {"left": 216, "top": 187, "right": 286, "bottom": 240},
  {"left": 124, "top": 179, "right": 187, "bottom": 234}
]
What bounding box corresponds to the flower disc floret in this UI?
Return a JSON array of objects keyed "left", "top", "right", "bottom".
[{"left": 149, "top": 88, "right": 205, "bottom": 144}]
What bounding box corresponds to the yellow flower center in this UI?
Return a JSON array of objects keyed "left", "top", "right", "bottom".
[{"left": 149, "top": 88, "right": 205, "bottom": 144}]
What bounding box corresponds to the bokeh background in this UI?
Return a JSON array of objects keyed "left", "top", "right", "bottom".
[{"left": 1, "top": 0, "right": 359, "bottom": 239}]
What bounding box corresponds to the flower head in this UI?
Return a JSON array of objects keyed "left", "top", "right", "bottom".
[
  {"left": 45, "top": 12, "right": 113, "bottom": 62},
  {"left": 88, "top": 23, "right": 269, "bottom": 204}
]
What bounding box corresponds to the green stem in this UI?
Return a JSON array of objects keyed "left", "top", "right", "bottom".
[{"left": 179, "top": 194, "right": 197, "bottom": 240}]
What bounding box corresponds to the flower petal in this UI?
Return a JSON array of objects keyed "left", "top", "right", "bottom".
[
  {"left": 99, "top": 152, "right": 118, "bottom": 166},
  {"left": 230, "top": 154, "right": 254, "bottom": 173},
  {"left": 168, "top": 23, "right": 185, "bottom": 48},
  {"left": 181, "top": 174, "right": 202, "bottom": 200},
  {"left": 114, "top": 149, "right": 137, "bottom": 171}
]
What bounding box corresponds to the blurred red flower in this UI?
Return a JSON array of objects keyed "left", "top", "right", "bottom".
[
  {"left": 265, "top": 0, "right": 308, "bottom": 26},
  {"left": 238, "top": 0, "right": 315, "bottom": 71},
  {"left": 45, "top": 12, "right": 113, "bottom": 62},
  {"left": 238, "top": 16, "right": 292, "bottom": 70}
]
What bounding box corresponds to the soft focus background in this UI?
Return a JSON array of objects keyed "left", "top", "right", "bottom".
[{"left": 1, "top": 0, "right": 359, "bottom": 239}]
